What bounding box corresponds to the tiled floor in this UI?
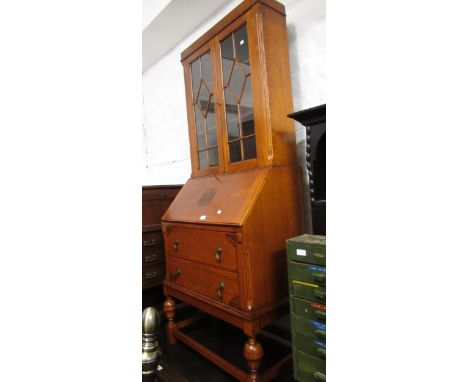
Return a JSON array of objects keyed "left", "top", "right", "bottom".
[{"left": 143, "top": 287, "right": 297, "bottom": 382}]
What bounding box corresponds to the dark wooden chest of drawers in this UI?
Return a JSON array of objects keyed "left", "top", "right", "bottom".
[{"left": 142, "top": 185, "right": 182, "bottom": 290}]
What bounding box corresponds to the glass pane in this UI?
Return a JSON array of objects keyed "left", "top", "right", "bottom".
[
  {"left": 242, "top": 136, "right": 257, "bottom": 160},
  {"left": 240, "top": 76, "right": 254, "bottom": 136},
  {"left": 206, "top": 110, "right": 216, "bottom": 129},
  {"left": 206, "top": 103, "right": 217, "bottom": 147},
  {"left": 229, "top": 62, "right": 245, "bottom": 101},
  {"left": 198, "top": 150, "right": 208, "bottom": 169},
  {"left": 229, "top": 140, "right": 242, "bottom": 163},
  {"left": 221, "top": 36, "right": 234, "bottom": 84},
  {"left": 207, "top": 128, "right": 217, "bottom": 147},
  {"left": 195, "top": 106, "right": 204, "bottom": 135},
  {"left": 208, "top": 147, "right": 219, "bottom": 167},
  {"left": 200, "top": 52, "right": 212, "bottom": 90},
  {"left": 241, "top": 114, "right": 254, "bottom": 137},
  {"left": 190, "top": 59, "right": 201, "bottom": 99},
  {"left": 224, "top": 88, "right": 239, "bottom": 140},
  {"left": 234, "top": 25, "right": 249, "bottom": 69},
  {"left": 197, "top": 133, "right": 206, "bottom": 150},
  {"left": 195, "top": 106, "right": 206, "bottom": 150},
  {"left": 206, "top": 94, "right": 215, "bottom": 116},
  {"left": 197, "top": 81, "right": 211, "bottom": 116},
  {"left": 227, "top": 118, "right": 240, "bottom": 141},
  {"left": 197, "top": 131, "right": 206, "bottom": 150}
]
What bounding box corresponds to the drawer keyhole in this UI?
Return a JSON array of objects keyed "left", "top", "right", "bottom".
[{"left": 215, "top": 247, "right": 222, "bottom": 263}]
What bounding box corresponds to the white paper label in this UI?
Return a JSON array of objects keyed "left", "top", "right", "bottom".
[
  {"left": 199, "top": 215, "right": 207, "bottom": 220},
  {"left": 217, "top": 209, "right": 222, "bottom": 215},
  {"left": 296, "top": 249, "right": 307, "bottom": 257}
]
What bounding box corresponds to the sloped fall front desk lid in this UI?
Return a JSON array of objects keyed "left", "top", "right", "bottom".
[{"left": 162, "top": 168, "right": 269, "bottom": 226}]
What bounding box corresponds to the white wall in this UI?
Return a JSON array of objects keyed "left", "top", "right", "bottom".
[{"left": 142, "top": 0, "right": 326, "bottom": 197}]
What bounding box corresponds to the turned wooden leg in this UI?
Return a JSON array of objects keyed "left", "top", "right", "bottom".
[
  {"left": 163, "top": 296, "right": 177, "bottom": 345},
  {"left": 243, "top": 336, "right": 264, "bottom": 382}
]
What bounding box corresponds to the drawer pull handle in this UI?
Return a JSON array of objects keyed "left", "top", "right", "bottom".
[
  {"left": 313, "top": 371, "right": 326, "bottom": 381},
  {"left": 314, "top": 329, "right": 326, "bottom": 338},
  {"left": 216, "top": 282, "right": 224, "bottom": 300},
  {"left": 143, "top": 239, "right": 156, "bottom": 247},
  {"left": 171, "top": 268, "right": 181, "bottom": 280},
  {"left": 313, "top": 252, "right": 325, "bottom": 259},
  {"left": 312, "top": 273, "right": 326, "bottom": 282},
  {"left": 145, "top": 272, "right": 159, "bottom": 279},
  {"left": 173, "top": 240, "right": 180, "bottom": 251},
  {"left": 314, "top": 310, "right": 326, "bottom": 318},
  {"left": 314, "top": 290, "right": 326, "bottom": 299},
  {"left": 316, "top": 348, "right": 326, "bottom": 358},
  {"left": 215, "top": 247, "right": 222, "bottom": 263},
  {"left": 145, "top": 254, "right": 158, "bottom": 263}
]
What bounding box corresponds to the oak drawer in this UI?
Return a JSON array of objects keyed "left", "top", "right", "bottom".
[
  {"left": 291, "top": 281, "right": 326, "bottom": 304},
  {"left": 293, "top": 349, "right": 326, "bottom": 382},
  {"left": 292, "top": 297, "right": 326, "bottom": 322},
  {"left": 165, "top": 226, "right": 238, "bottom": 271},
  {"left": 142, "top": 263, "right": 165, "bottom": 289},
  {"left": 166, "top": 256, "right": 240, "bottom": 308},
  {"left": 142, "top": 231, "right": 163, "bottom": 249}
]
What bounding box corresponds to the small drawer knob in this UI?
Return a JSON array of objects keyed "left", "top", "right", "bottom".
[{"left": 173, "top": 240, "right": 180, "bottom": 251}]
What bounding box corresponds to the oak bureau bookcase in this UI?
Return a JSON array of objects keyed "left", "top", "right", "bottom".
[{"left": 162, "top": 1, "right": 305, "bottom": 380}]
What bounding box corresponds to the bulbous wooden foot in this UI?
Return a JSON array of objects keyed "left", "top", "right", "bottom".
[
  {"left": 163, "top": 296, "right": 177, "bottom": 345},
  {"left": 243, "top": 336, "right": 264, "bottom": 382}
]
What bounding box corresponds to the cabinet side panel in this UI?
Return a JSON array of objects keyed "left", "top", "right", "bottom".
[
  {"left": 243, "top": 166, "right": 305, "bottom": 311},
  {"left": 256, "top": 5, "right": 297, "bottom": 165}
]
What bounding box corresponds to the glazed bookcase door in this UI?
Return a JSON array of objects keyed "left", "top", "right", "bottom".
[
  {"left": 183, "top": 41, "right": 223, "bottom": 177},
  {"left": 214, "top": 14, "right": 264, "bottom": 173}
]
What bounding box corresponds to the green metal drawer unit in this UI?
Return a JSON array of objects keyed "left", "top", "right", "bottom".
[{"left": 287, "top": 234, "right": 326, "bottom": 382}]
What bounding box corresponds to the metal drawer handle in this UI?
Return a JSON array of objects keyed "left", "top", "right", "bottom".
[
  {"left": 313, "top": 252, "right": 325, "bottom": 258},
  {"left": 312, "top": 273, "right": 326, "bottom": 281},
  {"left": 314, "top": 310, "right": 326, "bottom": 318},
  {"left": 314, "top": 329, "right": 326, "bottom": 338},
  {"left": 171, "top": 268, "right": 181, "bottom": 280},
  {"left": 145, "top": 272, "right": 159, "bottom": 279},
  {"left": 215, "top": 247, "right": 222, "bottom": 263},
  {"left": 313, "top": 370, "right": 326, "bottom": 381},
  {"left": 216, "top": 282, "right": 224, "bottom": 300},
  {"left": 145, "top": 254, "right": 158, "bottom": 263},
  {"left": 314, "top": 289, "right": 326, "bottom": 299},
  {"left": 143, "top": 239, "right": 156, "bottom": 247},
  {"left": 316, "top": 348, "right": 326, "bottom": 358},
  {"left": 173, "top": 240, "right": 180, "bottom": 251}
]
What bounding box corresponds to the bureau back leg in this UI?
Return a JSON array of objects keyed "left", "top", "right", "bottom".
[
  {"left": 243, "top": 336, "right": 264, "bottom": 382},
  {"left": 163, "top": 296, "right": 177, "bottom": 345}
]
